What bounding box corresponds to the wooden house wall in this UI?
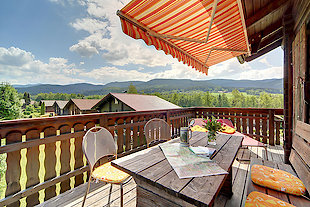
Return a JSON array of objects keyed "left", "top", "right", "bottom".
[{"left": 292, "top": 24, "right": 307, "bottom": 125}]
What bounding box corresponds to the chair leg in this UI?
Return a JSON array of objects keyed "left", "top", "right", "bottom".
[
  {"left": 120, "top": 183, "right": 124, "bottom": 207},
  {"left": 107, "top": 184, "right": 113, "bottom": 207},
  {"left": 82, "top": 177, "right": 92, "bottom": 207}
]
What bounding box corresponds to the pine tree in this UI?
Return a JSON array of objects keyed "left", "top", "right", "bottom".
[{"left": 40, "top": 102, "right": 45, "bottom": 115}]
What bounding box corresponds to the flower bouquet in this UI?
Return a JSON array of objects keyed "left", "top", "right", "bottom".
[{"left": 204, "top": 116, "right": 222, "bottom": 144}]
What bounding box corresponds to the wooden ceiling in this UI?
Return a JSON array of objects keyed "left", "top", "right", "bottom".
[{"left": 240, "top": 0, "right": 291, "bottom": 62}]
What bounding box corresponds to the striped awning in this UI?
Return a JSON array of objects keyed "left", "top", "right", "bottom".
[{"left": 118, "top": 0, "right": 250, "bottom": 75}]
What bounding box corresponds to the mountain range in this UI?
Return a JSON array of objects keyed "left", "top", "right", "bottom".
[{"left": 15, "top": 78, "right": 283, "bottom": 95}]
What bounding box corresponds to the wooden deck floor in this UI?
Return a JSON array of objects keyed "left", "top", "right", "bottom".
[{"left": 38, "top": 145, "right": 284, "bottom": 207}]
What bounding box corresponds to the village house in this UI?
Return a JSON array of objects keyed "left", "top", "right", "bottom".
[
  {"left": 39, "top": 100, "right": 56, "bottom": 115},
  {"left": 53, "top": 100, "right": 68, "bottom": 116},
  {"left": 63, "top": 99, "right": 101, "bottom": 115},
  {"left": 92, "top": 93, "right": 181, "bottom": 112}
]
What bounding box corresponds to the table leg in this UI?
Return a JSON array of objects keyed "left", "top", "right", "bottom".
[{"left": 220, "top": 168, "right": 233, "bottom": 197}]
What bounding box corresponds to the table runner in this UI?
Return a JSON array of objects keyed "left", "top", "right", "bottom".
[{"left": 159, "top": 143, "right": 228, "bottom": 179}]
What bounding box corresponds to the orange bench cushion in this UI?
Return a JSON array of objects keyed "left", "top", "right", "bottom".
[
  {"left": 251, "top": 164, "right": 306, "bottom": 196},
  {"left": 92, "top": 162, "right": 130, "bottom": 184},
  {"left": 245, "top": 191, "right": 295, "bottom": 207},
  {"left": 220, "top": 125, "right": 236, "bottom": 134}
]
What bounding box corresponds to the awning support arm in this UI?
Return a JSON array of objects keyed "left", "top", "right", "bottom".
[{"left": 205, "top": 0, "right": 219, "bottom": 44}]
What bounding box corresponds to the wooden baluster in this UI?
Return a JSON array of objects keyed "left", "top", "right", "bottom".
[
  {"left": 230, "top": 112, "right": 235, "bottom": 127},
  {"left": 59, "top": 125, "right": 71, "bottom": 194},
  {"left": 132, "top": 117, "right": 139, "bottom": 149},
  {"left": 276, "top": 121, "right": 281, "bottom": 145},
  {"left": 25, "top": 129, "right": 40, "bottom": 207},
  {"left": 116, "top": 119, "right": 124, "bottom": 153},
  {"left": 255, "top": 114, "right": 261, "bottom": 142},
  {"left": 5, "top": 131, "right": 22, "bottom": 207},
  {"left": 125, "top": 117, "right": 131, "bottom": 151},
  {"left": 242, "top": 112, "right": 248, "bottom": 135},
  {"left": 73, "top": 123, "right": 85, "bottom": 187},
  {"left": 236, "top": 112, "right": 241, "bottom": 132},
  {"left": 262, "top": 115, "right": 268, "bottom": 144},
  {"left": 249, "top": 113, "right": 254, "bottom": 137},
  {"left": 268, "top": 110, "right": 275, "bottom": 146},
  {"left": 138, "top": 116, "right": 145, "bottom": 146},
  {"left": 43, "top": 127, "right": 57, "bottom": 201}
]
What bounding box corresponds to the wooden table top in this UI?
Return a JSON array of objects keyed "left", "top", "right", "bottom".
[{"left": 112, "top": 132, "right": 243, "bottom": 206}]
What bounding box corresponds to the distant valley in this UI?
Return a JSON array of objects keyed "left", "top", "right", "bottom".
[{"left": 15, "top": 78, "right": 283, "bottom": 95}]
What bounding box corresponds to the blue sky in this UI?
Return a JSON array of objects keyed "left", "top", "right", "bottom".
[{"left": 0, "top": 0, "right": 283, "bottom": 85}]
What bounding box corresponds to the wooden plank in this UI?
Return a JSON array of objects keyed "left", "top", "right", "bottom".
[
  {"left": 25, "top": 129, "right": 40, "bottom": 207},
  {"left": 116, "top": 119, "right": 124, "bottom": 153},
  {"left": 138, "top": 116, "right": 145, "bottom": 147},
  {"left": 242, "top": 112, "right": 248, "bottom": 134},
  {"left": 269, "top": 110, "right": 275, "bottom": 146},
  {"left": 73, "top": 123, "right": 85, "bottom": 187},
  {"left": 59, "top": 125, "right": 72, "bottom": 194},
  {"left": 262, "top": 117, "right": 267, "bottom": 144},
  {"left": 275, "top": 121, "right": 281, "bottom": 145},
  {"left": 292, "top": 134, "right": 310, "bottom": 167},
  {"left": 0, "top": 131, "right": 85, "bottom": 154},
  {"left": 255, "top": 114, "right": 261, "bottom": 141},
  {"left": 5, "top": 131, "right": 22, "bottom": 207},
  {"left": 248, "top": 113, "right": 254, "bottom": 137},
  {"left": 295, "top": 120, "right": 310, "bottom": 143},
  {"left": 179, "top": 136, "right": 243, "bottom": 206},
  {"left": 43, "top": 127, "right": 57, "bottom": 201},
  {"left": 246, "top": 158, "right": 267, "bottom": 195},
  {"left": 0, "top": 166, "right": 88, "bottom": 207},
  {"left": 132, "top": 117, "right": 139, "bottom": 148},
  {"left": 236, "top": 112, "right": 241, "bottom": 132},
  {"left": 125, "top": 117, "right": 132, "bottom": 151},
  {"left": 289, "top": 149, "right": 310, "bottom": 194}
]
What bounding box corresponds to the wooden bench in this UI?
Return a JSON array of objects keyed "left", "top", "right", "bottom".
[{"left": 246, "top": 120, "right": 310, "bottom": 206}]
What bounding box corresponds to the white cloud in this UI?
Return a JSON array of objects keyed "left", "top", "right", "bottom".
[
  {"left": 69, "top": 0, "right": 173, "bottom": 67},
  {"left": 0, "top": 47, "right": 34, "bottom": 67},
  {"left": 258, "top": 57, "right": 272, "bottom": 67},
  {"left": 0, "top": 47, "right": 84, "bottom": 85}
]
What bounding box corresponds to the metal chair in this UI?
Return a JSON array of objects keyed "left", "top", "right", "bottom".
[
  {"left": 81, "top": 126, "right": 131, "bottom": 207},
  {"left": 144, "top": 118, "right": 171, "bottom": 147}
]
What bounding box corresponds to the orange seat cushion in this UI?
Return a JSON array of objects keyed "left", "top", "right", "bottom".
[
  {"left": 245, "top": 191, "right": 295, "bottom": 207},
  {"left": 92, "top": 162, "right": 130, "bottom": 184},
  {"left": 220, "top": 125, "right": 236, "bottom": 134},
  {"left": 251, "top": 165, "right": 306, "bottom": 196},
  {"left": 191, "top": 125, "right": 207, "bottom": 132}
]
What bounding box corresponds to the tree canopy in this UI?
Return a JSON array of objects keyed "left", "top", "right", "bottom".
[
  {"left": 127, "top": 83, "right": 138, "bottom": 94},
  {"left": 0, "top": 83, "right": 22, "bottom": 120}
]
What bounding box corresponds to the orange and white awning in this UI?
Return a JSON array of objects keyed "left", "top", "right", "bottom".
[{"left": 118, "top": 0, "right": 250, "bottom": 75}]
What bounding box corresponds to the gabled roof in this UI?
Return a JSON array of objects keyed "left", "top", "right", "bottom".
[
  {"left": 53, "top": 100, "right": 68, "bottom": 109},
  {"left": 68, "top": 99, "right": 101, "bottom": 111},
  {"left": 40, "top": 100, "right": 56, "bottom": 107},
  {"left": 93, "top": 93, "right": 181, "bottom": 111}
]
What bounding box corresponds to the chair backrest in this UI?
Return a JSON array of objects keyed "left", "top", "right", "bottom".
[
  {"left": 217, "top": 119, "right": 234, "bottom": 128},
  {"left": 290, "top": 120, "right": 310, "bottom": 193},
  {"left": 82, "top": 126, "right": 117, "bottom": 171},
  {"left": 144, "top": 118, "right": 171, "bottom": 147}
]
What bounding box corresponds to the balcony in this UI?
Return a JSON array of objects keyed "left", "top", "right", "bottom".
[{"left": 0, "top": 107, "right": 284, "bottom": 206}]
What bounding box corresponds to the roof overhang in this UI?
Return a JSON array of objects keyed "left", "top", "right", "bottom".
[{"left": 118, "top": 0, "right": 250, "bottom": 75}]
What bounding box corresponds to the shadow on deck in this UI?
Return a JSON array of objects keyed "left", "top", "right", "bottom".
[{"left": 38, "top": 145, "right": 284, "bottom": 207}]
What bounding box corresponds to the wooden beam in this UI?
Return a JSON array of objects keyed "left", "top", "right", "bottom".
[
  {"left": 248, "top": 20, "right": 283, "bottom": 47},
  {"left": 246, "top": 0, "right": 289, "bottom": 29},
  {"left": 245, "top": 39, "right": 282, "bottom": 62},
  {"left": 205, "top": 0, "right": 219, "bottom": 43},
  {"left": 258, "top": 29, "right": 283, "bottom": 51}
]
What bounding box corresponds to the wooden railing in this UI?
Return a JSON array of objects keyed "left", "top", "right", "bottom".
[{"left": 0, "top": 107, "right": 283, "bottom": 206}]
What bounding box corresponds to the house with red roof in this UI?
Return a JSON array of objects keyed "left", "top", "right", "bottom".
[
  {"left": 92, "top": 93, "right": 180, "bottom": 112},
  {"left": 63, "top": 99, "right": 101, "bottom": 115}
]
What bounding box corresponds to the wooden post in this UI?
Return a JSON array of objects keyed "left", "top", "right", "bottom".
[
  {"left": 269, "top": 110, "right": 275, "bottom": 146},
  {"left": 283, "top": 9, "right": 294, "bottom": 164}
]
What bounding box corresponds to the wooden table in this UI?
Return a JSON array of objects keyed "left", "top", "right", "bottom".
[{"left": 112, "top": 132, "right": 243, "bottom": 207}]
